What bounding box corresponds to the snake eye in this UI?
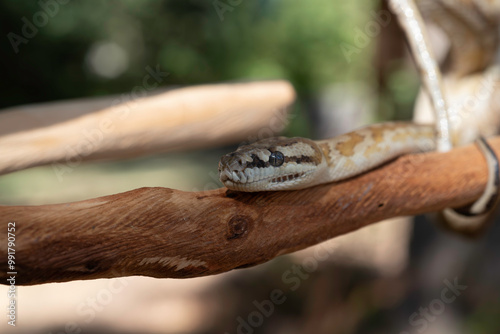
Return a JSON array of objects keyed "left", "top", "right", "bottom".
[{"left": 269, "top": 151, "right": 284, "bottom": 167}]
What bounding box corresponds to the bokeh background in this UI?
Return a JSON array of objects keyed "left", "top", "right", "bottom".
[{"left": 1, "top": 0, "right": 499, "bottom": 333}]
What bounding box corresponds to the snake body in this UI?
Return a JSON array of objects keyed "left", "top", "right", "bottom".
[{"left": 218, "top": 122, "right": 435, "bottom": 192}]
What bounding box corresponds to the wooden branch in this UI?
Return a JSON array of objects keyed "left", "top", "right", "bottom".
[
  {"left": 0, "top": 80, "right": 295, "bottom": 175},
  {"left": 0, "top": 137, "right": 495, "bottom": 285}
]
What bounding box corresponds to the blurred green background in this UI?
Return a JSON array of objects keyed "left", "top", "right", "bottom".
[{"left": 1, "top": 0, "right": 375, "bottom": 105}]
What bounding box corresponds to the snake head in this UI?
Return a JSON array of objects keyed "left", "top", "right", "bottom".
[{"left": 218, "top": 137, "right": 326, "bottom": 191}]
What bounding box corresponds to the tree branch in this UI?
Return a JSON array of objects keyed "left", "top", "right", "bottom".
[
  {"left": 0, "top": 80, "right": 294, "bottom": 175},
  {"left": 0, "top": 137, "right": 494, "bottom": 285}
]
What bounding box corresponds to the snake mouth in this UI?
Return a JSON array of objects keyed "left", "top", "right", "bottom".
[
  {"left": 221, "top": 172, "right": 306, "bottom": 184},
  {"left": 269, "top": 172, "right": 306, "bottom": 184},
  {"left": 219, "top": 169, "right": 310, "bottom": 188}
]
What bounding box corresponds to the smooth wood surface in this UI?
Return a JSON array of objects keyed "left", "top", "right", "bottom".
[
  {"left": 0, "top": 136, "right": 495, "bottom": 285},
  {"left": 0, "top": 80, "right": 295, "bottom": 175}
]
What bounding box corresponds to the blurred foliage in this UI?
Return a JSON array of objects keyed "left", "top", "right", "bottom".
[{"left": 1, "top": 0, "right": 371, "bottom": 97}]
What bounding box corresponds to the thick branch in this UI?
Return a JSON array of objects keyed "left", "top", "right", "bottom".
[
  {"left": 0, "top": 81, "right": 294, "bottom": 175},
  {"left": 0, "top": 137, "right": 495, "bottom": 285}
]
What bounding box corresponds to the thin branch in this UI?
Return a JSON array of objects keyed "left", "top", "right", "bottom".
[
  {"left": 0, "top": 80, "right": 295, "bottom": 175},
  {"left": 0, "top": 136, "right": 494, "bottom": 285}
]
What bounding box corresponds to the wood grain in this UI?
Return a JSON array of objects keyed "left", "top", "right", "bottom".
[
  {"left": 0, "top": 136, "right": 495, "bottom": 285},
  {"left": 0, "top": 80, "right": 295, "bottom": 175}
]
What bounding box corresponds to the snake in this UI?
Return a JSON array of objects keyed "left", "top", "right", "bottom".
[
  {"left": 218, "top": 121, "right": 499, "bottom": 235},
  {"left": 218, "top": 0, "right": 500, "bottom": 234},
  {"left": 218, "top": 0, "right": 500, "bottom": 193},
  {"left": 218, "top": 122, "right": 435, "bottom": 192}
]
